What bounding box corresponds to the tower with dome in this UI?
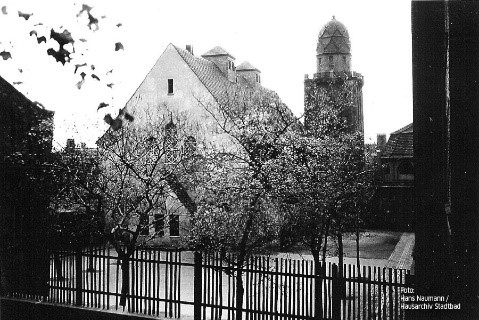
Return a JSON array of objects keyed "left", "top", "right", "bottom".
[{"left": 304, "top": 16, "right": 364, "bottom": 136}]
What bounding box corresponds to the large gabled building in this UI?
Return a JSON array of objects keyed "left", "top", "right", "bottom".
[{"left": 103, "top": 43, "right": 294, "bottom": 245}]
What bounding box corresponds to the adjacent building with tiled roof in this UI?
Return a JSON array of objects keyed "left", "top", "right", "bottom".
[
  {"left": 381, "top": 123, "right": 413, "bottom": 159},
  {"left": 372, "top": 123, "right": 414, "bottom": 230}
]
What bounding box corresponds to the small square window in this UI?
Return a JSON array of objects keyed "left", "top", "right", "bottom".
[
  {"left": 168, "top": 79, "right": 174, "bottom": 94},
  {"left": 169, "top": 215, "right": 179, "bottom": 237}
]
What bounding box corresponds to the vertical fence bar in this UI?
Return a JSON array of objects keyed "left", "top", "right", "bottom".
[
  {"left": 332, "top": 263, "right": 340, "bottom": 320},
  {"left": 389, "top": 268, "right": 393, "bottom": 319},
  {"left": 75, "top": 247, "right": 82, "bottom": 306},
  {"left": 194, "top": 251, "right": 202, "bottom": 320},
  {"left": 363, "top": 266, "right": 367, "bottom": 320},
  {"left": 377, "top": 266, "right": 381, "bottom": 320}
]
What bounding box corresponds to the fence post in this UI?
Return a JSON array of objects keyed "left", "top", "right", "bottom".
[
  {"left": 75, "top": 247, "right": 82, "bottom": 306},
  {"left": 194, "top": 251, "right": 202, "bottom": 319},
  {"left": 332, "top": 264, "right": 341, "bottom": 320}
]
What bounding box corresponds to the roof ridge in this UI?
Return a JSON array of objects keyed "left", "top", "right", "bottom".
[
  {"left": 172, "top": 44, "right": 227, "bottom": 104},
  {"left": 391, "top": 122, "right": 413, "bottom": 135}
]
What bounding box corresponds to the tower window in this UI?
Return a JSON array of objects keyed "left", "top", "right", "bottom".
[
  {"left": 329, "top": 56, "right": 333, "bottom": 63},
  {"left": 168, "top": 79, "right": 174, "bottom": 94},
  {"left": 318, "top": 58, "right": 322, "bottom": 65}
]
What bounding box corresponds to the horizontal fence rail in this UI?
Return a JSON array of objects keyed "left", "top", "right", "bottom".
[{"left": 3, "top": 246, "right": 413, "bottom": 320}]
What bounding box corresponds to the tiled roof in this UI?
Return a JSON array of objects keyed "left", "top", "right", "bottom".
[
  {"left": 201, "top": 46, "right": 235, "bottom": 59},
  {"left": 173, "top": 44, "right": 265, "bottom": 104},
  {"left": 236, "top": 61, "right": 259, "bottom": 72},
  {"left": 173, "top": 45, "right": 239, "bottom": 104},
  {"left": 381, "top": 123, "right": 413, "bottom": 158},
  {"left": 317, "top": 17, "right": 351, "bottom": 54}
]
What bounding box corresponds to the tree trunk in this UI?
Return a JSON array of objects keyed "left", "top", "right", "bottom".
[
  {"left": 119, "top": 255, "right": 130, "bottom": 307},
  {"left": 235, "top": 267, "right": 244, "bottom": 320},
  {"left": 87, "top": 246, "right": 95, "bottom": 272},
  {"left": 337, "top": 233, "right": 343, "bottom": 278},
  {"left": 356, "top": 227, "right": 361, "bottom": 278},
  {"left": 312, "top": 249, "right": 324, "bottom": 320},
  {"left": 322, "top": 220, "right": 330, "bottom": 266}
]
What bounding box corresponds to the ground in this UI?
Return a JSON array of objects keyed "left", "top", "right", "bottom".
[{"left": 270, "top": 229, "right": 403, "bottom": 260}]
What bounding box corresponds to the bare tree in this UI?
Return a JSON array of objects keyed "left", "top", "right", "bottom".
[{"left": 188, "top": 89, "right": 298, "bottom": 320}]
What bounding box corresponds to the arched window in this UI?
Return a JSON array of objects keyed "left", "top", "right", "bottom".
[
  {"left": 164, "top": 120, "right": 178, "bottom": 163},
  {"left": 397, "top": 160, "right": 414, "bottom": 180},
  {"left": 398, "top": 160, "right": 414, "bottom": 175}
]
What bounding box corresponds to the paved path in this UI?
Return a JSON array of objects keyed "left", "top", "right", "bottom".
[{"left": 386, "top": 232, "right": 415, "bottom": 269}]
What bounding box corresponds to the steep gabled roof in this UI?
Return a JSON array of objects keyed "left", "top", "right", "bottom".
[
  {"left": 381, "top": 123, "right": 413, "bottom": 159},
  {"left": 173, "top": 44, "right": 238, "bottom": 104}
]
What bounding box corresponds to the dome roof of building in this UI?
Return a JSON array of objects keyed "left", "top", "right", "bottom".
[
  {"left": 201, "top": 46, "right": 235, "bottom": 59},
  {"left": 236, "top": 61, "right": 260, "bottom": 72},
  {"left": 317, "top": 16, "right": 351, "bottom": 54}
]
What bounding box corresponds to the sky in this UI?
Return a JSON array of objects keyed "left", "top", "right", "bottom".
[{"left": 0, "top": 0, "right": 412, "bottom": 148}]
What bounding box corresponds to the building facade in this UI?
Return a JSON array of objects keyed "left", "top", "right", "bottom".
[
  {"left": 102, "top": 44, "right": 292, "bottom": 246},
  {"left": 304, "top": 17, "right": 364, "bottom": 135},
  {"left": 0, "top": 75, "right": 54, "bottom": 295},
  {"left": 374, "top": 123, "right": 414, "bottom": 229}
]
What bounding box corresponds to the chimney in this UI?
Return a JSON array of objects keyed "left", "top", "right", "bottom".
[
  {"left": 377, "top": 134, "right": 387, "bottom": 150},
  {"left": 186, "top": 45, "right": 194, "bottom": 55},
  {"left": 66, "top": 138, "right": 75, "bottom": 151}
]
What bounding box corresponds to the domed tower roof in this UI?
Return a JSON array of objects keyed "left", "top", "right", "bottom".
[{"left": 317, "top": 16, "right": 351, "bottom": 54}]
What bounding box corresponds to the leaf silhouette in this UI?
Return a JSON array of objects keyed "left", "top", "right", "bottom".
[
  {"left": 91, "top": 74, "right": 100, "bottom": 81},
  {"left": 0, "top": 51, "right": 12, "bottom": 60},
  {"left": 1, "top": 6, "right": 7, "bottom": 15},
  {"left": 30, "top": 30, "right": 38, "bottom": 37},
  {"left": 18, "top": 68, "right": 23, "bottom": 73},
  {"left": 79, "top": 38, "right": 87, "bottom": 42},
  {"left": 34, "top": 23, "right": 43, "bottom": 26},
  {"left": 74, "top": 63, "right": 87, "bottom": 74},
  {"left": 116, "top": 23, "right": 122, "bottom": 27},
  {"left": 13, "top": 81, "right": 22, "bottom": 85},
  {"left": 37, "top": 36, "right": 46, "bottom": 44},
  {"left": 106, "top": 69, "right": 113, "bottom": 75},
  {"left": 91, "top": 64, "right": 95, "bottom": 70},
  {"left": 87, "top": 13, "right": 99, "bottom": 31},
  {"left": 47, "top": 48, "right": 71, "bottom": 65},
  {"left": 76, "top": 79, "right": 85, "bottom": 89},
  {"left": 107, "top": 83, "right": 114, "bottom": 88},
  {"left": 124, "top": 112, "right": 134, "bottom": 122},
  {"left": 77, "top": 4, "right": 93, "bottom": 16},
  {"left": 103, "top": 114, "right": 122, "bottom": 131},
  {"left": 50, "top": 29, "right": 74, "bottom": 48},
  {"left": 114, "top": 42, "right": 124, "bottom": 51},
  {"left": 97, "top": 102, "right": 109, "bottom": 110},
  {"left": 18, "top": 11, "right": 32, "bottom": 20}
]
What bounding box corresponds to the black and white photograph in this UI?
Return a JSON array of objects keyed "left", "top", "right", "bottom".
[{"left": 0, "top": 1, "right": 478, "bottom": 319}]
